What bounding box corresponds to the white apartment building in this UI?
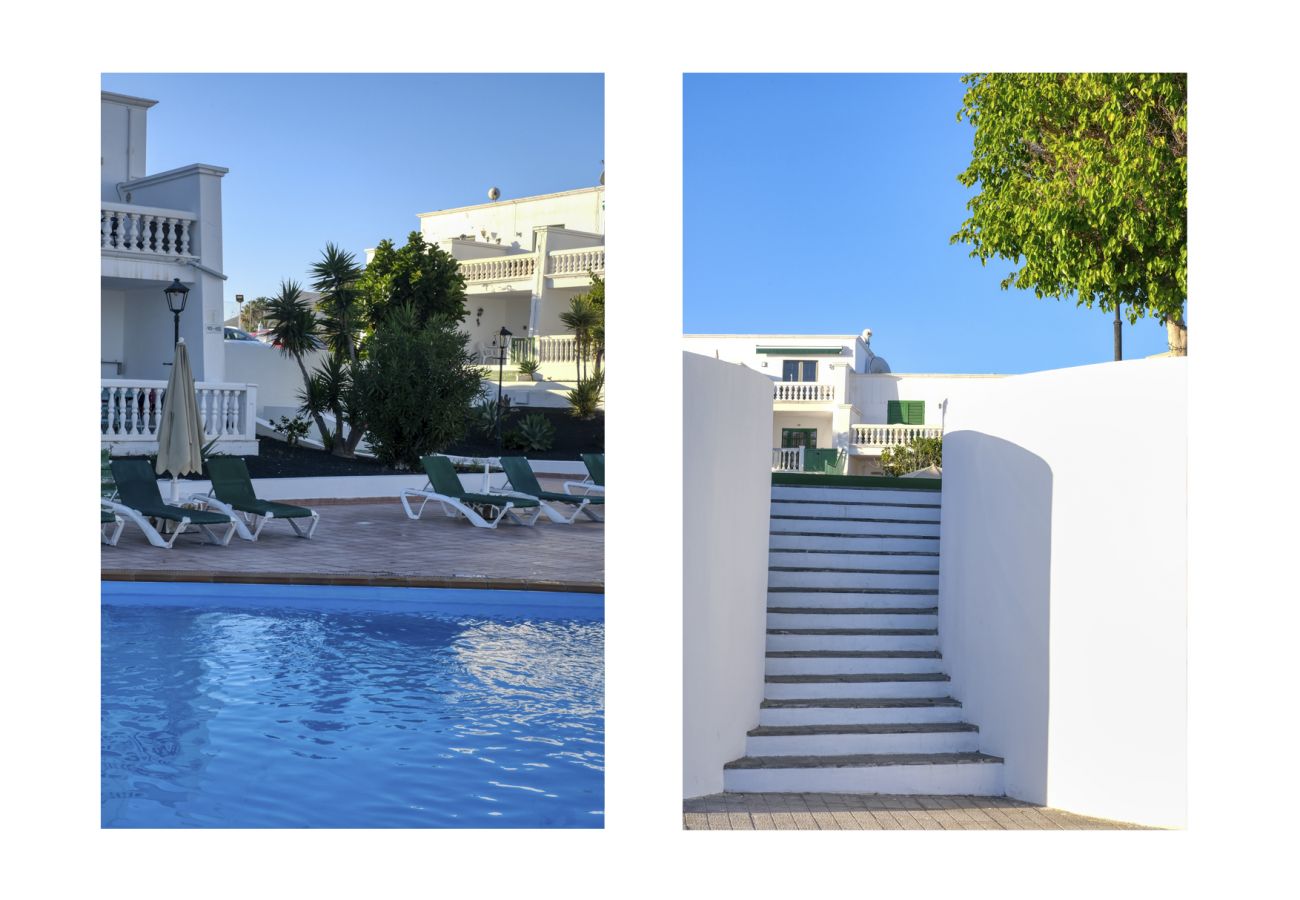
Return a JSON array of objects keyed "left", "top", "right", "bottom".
[
  {"left": 683, "top": 330, "right": 1004, "bottom": 474},
  {"left": 100, "top": 91, "right": 257, "bottom": 455}
]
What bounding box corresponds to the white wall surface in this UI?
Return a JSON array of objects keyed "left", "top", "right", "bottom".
[
  {"left": 939, "top": 358, "right": 1186, "bottom": 827},
  {"left": 846, "top": 373, "right": 1006, "bottom": 428},
  {"left": 226, "top": 340, "right": 328, "bottom": 412},
  {"left": 419, "top": 186, "right": 604, "bottom": 250},
  {"left": 682, "top": 353, "right": 774, "bottom": 798}
]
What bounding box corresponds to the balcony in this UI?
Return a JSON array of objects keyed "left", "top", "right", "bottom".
[
  {"left": 102, "top": 379, "right": 258, "bottom": 455},
  {"left": 774, "top": 382, "right": 835, "bottom": 402},
  {"left": 101, "top": 202, "right": 197, "bottom": 259},
  {"left": 458, "top": 253, "right": 537, "bottom": 284},
  {"left": 851, "top": 423, "right": 942, "bottom": 450},
  {"left": 548, "top": 246, "right": 604, "bottom": 277}
]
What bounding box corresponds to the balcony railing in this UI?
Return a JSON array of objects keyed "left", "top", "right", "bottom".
[
  {"left": 772, "top": 447, "right": 805, "bottom": 472},
  {"left": 101, "top": 202, "right": 197, "bottom": 258},
  {"left": 548, "top": 246, "right": 604, "bottom": 277},
  {"left": 458, "top": 253, "right": 537, "bottom": 283},
  {"left": 851, "top": 423, "right": 942, "bottom": 448},
  {"left": 774, "top": 382, "right": 835, "bottom": 402},
  {"left": 101, "top": 379, "right": 257, "bottom": 447},
  {"left": 507, "top": 334, "right": 593, "bottom": 365}
]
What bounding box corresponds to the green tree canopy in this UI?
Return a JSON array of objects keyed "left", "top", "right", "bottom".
[
  {"left": 952, "top": 73, "right": 1187, "bottom": 354},
  {"left": 360, "top": 231, "right": 468, "bottom": 328}
]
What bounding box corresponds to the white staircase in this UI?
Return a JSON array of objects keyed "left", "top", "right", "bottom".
[{"left": 723, "top": 481, "right": 1005, "bottom": 795}]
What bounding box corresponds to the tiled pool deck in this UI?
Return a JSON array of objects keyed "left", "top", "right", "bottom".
[
  {"left": 683, "top": 793, "right": 1154, "bottom": 830},
  {"left": 102, "top": 478, "right": 604, "bottom": 591}
]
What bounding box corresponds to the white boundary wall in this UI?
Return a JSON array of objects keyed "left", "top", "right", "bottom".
[
  {"left": 939, "top": 358, "right": 1186, "bottom": 827},
  {"left": 682, "top": 353, "right": 774, "bottom": 798}
]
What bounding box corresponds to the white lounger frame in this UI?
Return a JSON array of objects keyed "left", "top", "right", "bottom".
[
  {"left": 562, "top": 478, "right": 605, "bottom": 497},
  {"left": 101, "top": 501, "right": 125, "bottom": 546},
  {"left": 101, "top": 498, "right": 237, "bottom": 549},
  {"left": 190, "top": 494, "right": 320, "bottom": 542},
  {"left": 495, "top": 486, "right": 602, "bottom": 524},
  {"left": 399, "top": 485, "right": 542, "bottom": 529}
]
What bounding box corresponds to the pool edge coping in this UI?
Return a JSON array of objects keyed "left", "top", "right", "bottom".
[{"left": 101, "top": 570, "right": 604, "bottom": 594}]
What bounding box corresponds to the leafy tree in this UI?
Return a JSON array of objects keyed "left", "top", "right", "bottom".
[
  {"left": 309, "top": 243, "right": 367, "bottom": 456},
  {"left": 353, "top": 305, "right": 481, "bottom": 469},
  {"left": 262, "top": 280, "right": 329, "bottom": 444},
  {"left": 879, "top": 436, "right": 943, "bottom": 478},
  {"left": 360, "top": 231, "right": 468, "bottom": 327},
  {"left": 239, "top": 296, "right": 270, "bottom": 332},
  {"left": 560, "top": 293, "right": 600, "bottom": 381},
  {"left": 952, "top": 73, "right": 1187, "bottom": 358},
  {"left": 586, "top": 273, "right": 605, "bottom": 372}
]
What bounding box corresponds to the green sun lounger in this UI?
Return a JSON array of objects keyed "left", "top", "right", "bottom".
[
  {"left": 201, "top": 456, "right": 319, "bottom": 541},
  {"left": 401, "top": 454, "right": 541, "bottom": 528},
  {"left": 106, "top": 457, "right": 237, "bottom": 548},
  {"left": 499, "top": 456, "right": 603, "bottom": 524},
  {"left": 101, "top": 506, "right": 124, "bottom": 546},
  {"left": 564, "top": 452, "right": 605, "bottom": 497}
]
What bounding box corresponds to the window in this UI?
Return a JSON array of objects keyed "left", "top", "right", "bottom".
[
  {"left": 781, "top": 428, "right": 817, "bottom": 449},
  {"left": 782, "top": 360, "right": 817, "bottom": 382},
  {"left": 887, "top": 400, "right": 925, "bottom": 425}
]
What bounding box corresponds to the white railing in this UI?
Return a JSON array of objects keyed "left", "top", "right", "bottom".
[
  {"left": 772, "top": 446, "right": 805, "bottom": 472},
  {"left": 851, "top": 423, "right": 943, "bottom": 448},
  {"left": 101, "top": 202, "right": 196, "bottom": 258},
  {"left": 548, "top": 246, "right": 605, "bottom": 277},
  {"left": 774, "top": 382, "right": 836, "bottom": 402},
  {"left": 503, "top": 334, "right": 592, "bottom": 365},
  {"left": 458, "top": 253, "right": 537, "bottom": 282},
  {"left": 101, "top": 380, "right": 257, "bottom": 446}
]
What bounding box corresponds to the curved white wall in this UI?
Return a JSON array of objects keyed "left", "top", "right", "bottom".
[
  {"left": 225, "top": 340, "right": 328, "bottom": 414},
  {"left": 939, "top": 358, "right": 1186, "bottom": 827},
  {"left": 682, "top": 353, "right": 774, "bottom": 798}
]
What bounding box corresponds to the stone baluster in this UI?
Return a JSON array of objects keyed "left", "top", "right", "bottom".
[{"left": 178, "top": 219, "right": 191, "bottom": 256}]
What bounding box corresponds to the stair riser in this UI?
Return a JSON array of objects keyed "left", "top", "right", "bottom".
[
  {"left": 771, "top": 487, "right": 943, "bottom": 506},
  {"left": 766, "top": 679, "right": 950, "bottom": 700},
  {"left": 767, "top": 633, "right": 938, "bottom": 652},
  {"left": 770, "top": 534, "right": 939, "bottom": 553},
  {"left": 765, "top": 656, "right": 941, "bottom": 676},
  {"left": 771, "top": 518, "right": 940, "bottom": 538},
  {"left": 724, "top": 762, "right": 1004, "bottom": 796},
  {"left": 759, "top": 705, "right": 963, "bottom": 726},
  {"left": 771, "top": 501, "right": 941, "bottom": 522},
  {"left": 769, "top": 550, "right": 939, "bottom": 571},
  {"left": 768, "top": 611, "right": 936, "bottom": 630},
  {"left": 768, "top": 591, "right": 938, "bottom": 610},
  {"left": 745, "top": 730, "right": 979, "bottom": 757},
  {"left": 768, "top": 570, "right": 939, "bottom": 591}
]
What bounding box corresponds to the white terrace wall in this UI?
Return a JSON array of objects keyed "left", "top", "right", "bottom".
[
  {"left": 938, "top": 358, "right": 1186, "bottom": 828},
  {"left": 682, "top": 353, "right": 774, "bottom": 798}
]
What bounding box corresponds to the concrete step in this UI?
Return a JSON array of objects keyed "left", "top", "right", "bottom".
[
  {"left": 745, "top": 722, "right": 980, "bottom": 756},
  {"left": 768, "top": 568, "right": 939, "bottom": 591},
  {"left": 765, "top": 672, "right": 951, "bottom": 700},
  {"left": 758, "top": 696, "right": 964, "bottom": 726},
  {"left": 770, "top": 532, "right": 939, "bottom": 553},
  {"left": 767, "top": 628, "right": 938, "bottom": 652},
  {"left": 770, "top": 500, "right": 942, "bottom": 522},
  {"left": 768, "top": 590, "right": 939, "bottom": 609},
  {"left": 768, "top": 548, "right": 940, "bottom": 571},
  {"left": 765, "top": 650, "right": 942, "bottom": 676},
  {"left": 723, "top": 752, "right": 1004, "bottom": 795},
  {"left": 771, "top": 486, "right": 943, "bottom": 507},
  {"left": 767, "top": 608, "right": 938, "bottom": 630},
  {"left": 768, "top": 516, "right": 940, "bottom": 537}
]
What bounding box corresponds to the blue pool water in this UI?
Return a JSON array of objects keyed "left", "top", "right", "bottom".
[{"left": 102, "top": 582, "right": 603, "bottom": 828}]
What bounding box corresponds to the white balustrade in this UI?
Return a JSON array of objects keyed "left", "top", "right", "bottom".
[
  {"left": 101, "top": 203, "right": 196, "bottom": 258},
  {"left": 101, "top": 380, "right": 257, "bottom": 446},
  {"left": 458, "top": 253, "right": 537, "bottom": 282},
  {"left": 772, "top": 446, "right": 805, "bottom": 472},
  {"left": 774, "top": 382, "right": 836, "bottom": 402},
  {"left": 851, "top": 423, "right": 943, "bottom": 448},
  {"left": 547, "top": 246, "right": 605, "bottom": 277}
]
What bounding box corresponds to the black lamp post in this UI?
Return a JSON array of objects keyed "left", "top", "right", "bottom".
[
  {"left": 164, "top": 278, "right": 190, "bottom": 347},
  {"left": 496, "top": 326, "right": 512, "bottom": 450}
]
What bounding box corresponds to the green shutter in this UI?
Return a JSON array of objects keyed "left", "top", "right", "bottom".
[
  {"left": 887, "top": 400, "right": 904, "bottom": 424},
  {"left": 887, "top": 401, "right": 925, "bottom": 425},
  {"left": 906, "top": 401, "right": 925, "bottom": 425}
]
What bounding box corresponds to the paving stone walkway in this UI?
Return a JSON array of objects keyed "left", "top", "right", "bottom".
[
  {"left": 102, "top": 478, "right": 603, "bottom": 591},
  {"left": 683, "top": 793, "right": 1153, "bottom": 830}
]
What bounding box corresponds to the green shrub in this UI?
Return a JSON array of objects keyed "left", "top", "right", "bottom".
[
  {"left": 514, "top": 413, "right": 555, "bottom": 452},
  {"left": 566, "top": 371, "right": 604, "bottom": 419},
  {"left": 879, "top": 436, "right": 943, "bottom": 478},
  {"left": 352, "top": 305, "right": 482, "bottom": 469},
  {"left": 516, "top": 358, "right": 540, "bottom": 378},
  {"left": 471, "top": 394, "right": 513, "bottom": 440}
]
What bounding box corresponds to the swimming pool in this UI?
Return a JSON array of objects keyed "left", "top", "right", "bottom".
[{"left": 101, "top": 582, "right": 603, "bottom": 828}]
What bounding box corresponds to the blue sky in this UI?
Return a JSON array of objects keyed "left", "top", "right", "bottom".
[
  {"left": 684, "top": 74, "right": 1173, "bottom": 373},
  {"left": 102, "top": 73, "right": 604, "bottom": 320}
]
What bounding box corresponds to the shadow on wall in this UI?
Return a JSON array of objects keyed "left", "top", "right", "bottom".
[{"left": 940, "top": 430, "right": 1052, "bottom": 805}]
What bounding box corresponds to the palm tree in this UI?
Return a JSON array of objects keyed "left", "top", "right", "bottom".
[
  {"left": 310, "top": 242, "right": 364, "bottom": 366},
  {"left": 263, "top": 279, "right": 328, "bottom": 443},
  {"left": 559, "top": 294, "right": 600, "bottom": 382}
]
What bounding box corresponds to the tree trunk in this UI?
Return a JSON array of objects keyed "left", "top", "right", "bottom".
[
  {"left": 1166, "top": 313, "right": 1187, "bottom": 356},
  {"left": 342, "top": 421, "right": 366, "bottom": 457},
  {"left": 1113, "top": 303, "right": 1122, "bottom": 361},
  {"left": 331, "top": 403, "right": 351, "bottom": 458}
]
